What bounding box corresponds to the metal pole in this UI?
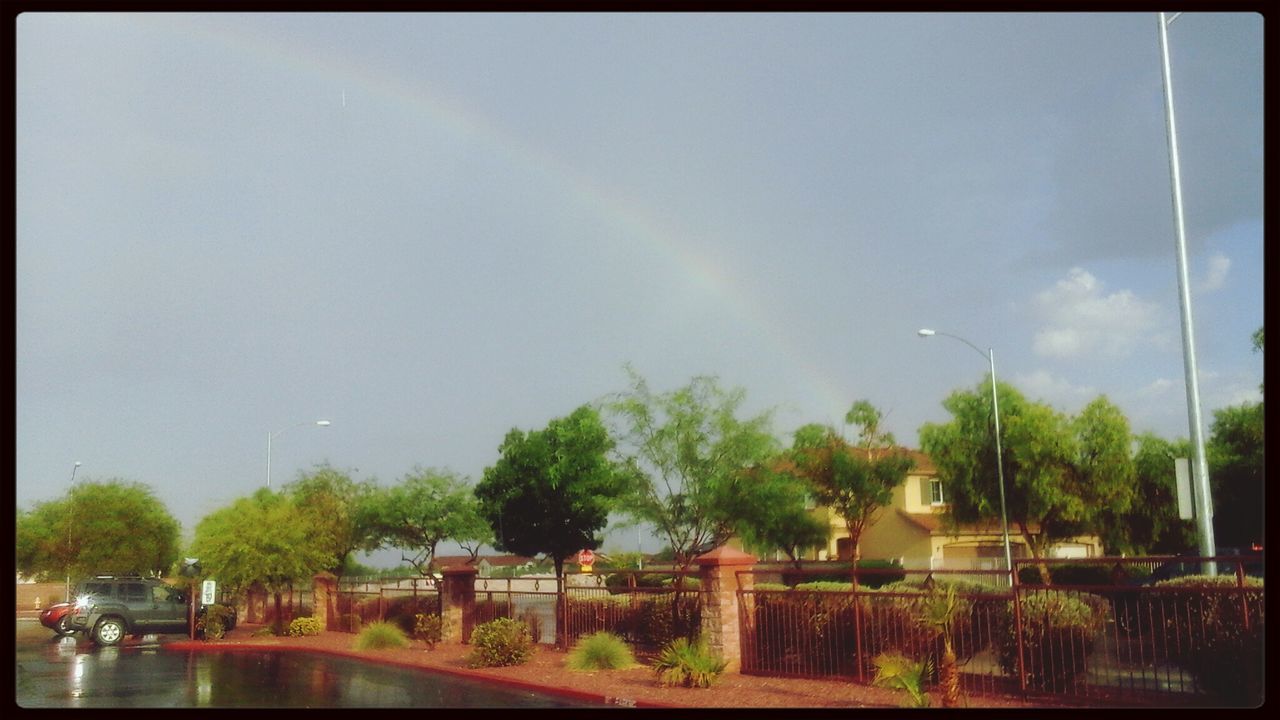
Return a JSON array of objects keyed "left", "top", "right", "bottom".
[
  {"left": 65, "top": 461, "right": 80, "bottom": 602},
  {"left": 987, "top": 349, "right": 1014, "bottom": 585},
  {"left": 266, "top": 431, "right": 273, "bottom": 488},
  {"left": 1157, "top": 11, "right": 1216, "bottom": 572}
]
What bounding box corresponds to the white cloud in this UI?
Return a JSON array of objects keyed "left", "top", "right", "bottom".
[
  {"left": 1031, "top": 268, "right": 1162, "bottom": 359},
  {"left": 1138, "top": 377, "right": 1177, "bottom": 397},
  {"left": 1011, "top": 369, "right": 1096, "bottom": 410},
  {"left": 1199, "top": 253, "right": 1231, "bottom": 292}
]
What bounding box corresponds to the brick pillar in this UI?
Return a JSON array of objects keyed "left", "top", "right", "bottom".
[
  {"left": 695, "top": 545, "right": 756, "bottom": 673},
  {"left": 312, "top": 572, "right": 337, "bottom": 631},
  {"left": 440, "top": 565, "right": 477, "bottom": 644}
]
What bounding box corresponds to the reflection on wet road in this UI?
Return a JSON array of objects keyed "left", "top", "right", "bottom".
[{"left": 15, "top": 620, "right": 599, "bottom": 708}]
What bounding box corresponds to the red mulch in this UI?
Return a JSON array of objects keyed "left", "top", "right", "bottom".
[{"left": 168, "top": 623, "right": 1040, "bottom": 709}]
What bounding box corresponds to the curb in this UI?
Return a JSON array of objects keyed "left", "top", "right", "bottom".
[{"left": 167, "top": 640, "right": 681, "bottom": 709}]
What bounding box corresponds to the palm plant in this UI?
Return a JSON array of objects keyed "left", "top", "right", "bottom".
[
  {"left": 918, "top": 583, "right": 962, "bottom": 707},
  {"left": 871, "top": 652, "right": 932, "bottom": 707}
]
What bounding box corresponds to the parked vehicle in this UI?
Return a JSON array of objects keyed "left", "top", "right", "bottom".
[
  {"left": 65, "top": 574, "right": 235, "bottom": 646},
  {"left": 39, "top": 601, "right": 76, "bottom": 635}
]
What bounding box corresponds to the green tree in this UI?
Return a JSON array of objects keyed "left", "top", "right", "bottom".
[
  {"left": 1096, "top": 433, "right": 1196, "bottom": 555},
  {"left": 717, "top": 463, "right": 829, "bottom": 568},
  {"left": 365, "top": 467, "right": 492, "bottom": 576},
  {"left": 188, "top": 488, "right": 332, "bottom": 633},
  {"left": 919, "top": 380, "right": 1135, "bottom": 582},
  {"left": 282, "top": 464, "right": 380, "bottom": 577},
  {"left": 1208, "top": 402, "right": 1263, "bottom": 549},
  {"left": 16, "top": 479, "right": 180, "bottom": 581},
  {"left": 475, "top": 405, "right": 631, "bottom": 578},
  {"left": 607, "top": 368, "right": 780, "bottom": 568},
  {"left": 785, "top": 401, "right": 913, "bottom": 567}
]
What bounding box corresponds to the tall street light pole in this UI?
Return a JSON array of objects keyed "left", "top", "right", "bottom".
[
  {"left": 65, "top": 461, "right": 81, "bottom": 602},
  {"left": 266, "top": 420, "right": 332, "bottom": 488},
  {"left": 918, "top": 329, "right": 1014, "bottom": 583},
  {"left": 1157, "top": 11, "right": 1216, "bottom": 571}
]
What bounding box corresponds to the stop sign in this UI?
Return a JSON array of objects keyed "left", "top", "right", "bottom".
[{"left": 577, "top": 549, "right": 596, "bottom": 565}]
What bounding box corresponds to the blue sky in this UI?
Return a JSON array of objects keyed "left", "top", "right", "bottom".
[{"left": 16, "top": 13, "right": 1263, "bottom": 564}]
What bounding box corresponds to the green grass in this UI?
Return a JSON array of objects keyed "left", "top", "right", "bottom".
[
  {"left": 566, "top": 631, "right": 636, "bottom": 671},
  {"left": 353, "top": 621, "right": 410, "bottom": 650}
]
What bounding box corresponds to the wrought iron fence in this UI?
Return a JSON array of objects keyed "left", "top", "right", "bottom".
[
  {"left": 560, "top": 570, "right": 702, "bottom": 653},
  {"left": 470, "top": 575, "right": 562, "bottom": 645},
  {"left": 333, "top": 576, "right": 440, "bottom": 634},
  {"left": 736, "top": 557, "right": 1263, "bottom": 706}
]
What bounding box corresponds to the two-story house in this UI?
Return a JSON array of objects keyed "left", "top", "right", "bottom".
[{"left": 803, "top": 449, "right": 1103, "bottom": 570}]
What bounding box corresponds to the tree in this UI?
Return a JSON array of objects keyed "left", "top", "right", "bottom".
[
  {"left": 475, "top": 405, "right": 631, "bottom": 579},
  {"left": 785, "top": 401, "right": 913, "bottom": 568},
  {"left": 282, "top": 465, "right": 381, "bottom": 577},
  {"left": 919, "top": 380, "right": 1135, "bottom": 582},
  {"left": 365, "top": 467, "right": 492, "bottom": 577},
  {"left": 1096, "top": 433, "right": 1197, "bottom": 556},
  {"left": 607, "top": 368, "right": 780, "bottom": 568},
  {"left": 188, "top": 488, "right": 332, "bottom": 633},
  {"left": 1204, "top": 326, "right": 1264, "bottom": 549},
  {"left": 716, "top": 463, "right": 830, "bottom": 568},
  {"left": 16, "top": 479, "right": 180, "bottom": 581}
]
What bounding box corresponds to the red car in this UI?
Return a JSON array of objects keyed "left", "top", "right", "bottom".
[{"left": 39, "top": 601, "right": 76, "bottom": 635}]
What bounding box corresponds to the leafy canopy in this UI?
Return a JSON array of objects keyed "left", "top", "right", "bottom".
[
  {"left": 918, "top": 379, "right": 1135, "bottom": 565},
  {"left": 17, "top": 479, "right": 180, "bottom": 580},
  {"left": 282, "top": 464, "right": 381, "bottom": 575},
  {"left": 607, "top": 368, "right": 779, "bottom": 567},
  {"left": 365, "top": 466, "right": 491, "bottom": 576},
  {"left": 474, "top": 405, "right": 631, "bottom": 577}
]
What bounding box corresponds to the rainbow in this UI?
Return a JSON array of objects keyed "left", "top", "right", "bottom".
[{"left": 127, "top": 13, "right": 856, "bottom": 427}]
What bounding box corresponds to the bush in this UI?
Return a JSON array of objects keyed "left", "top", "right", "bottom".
[
  {"left": 753, "top": 582, "right": 789, "bottom": 592},
  {"left": 468, "top": 617, "right": 535, "bottom": 668},
  {"left": 659, "top": 576, "right": 701, "bottom": 590},
  {"left": 997, "top": 591, "right": 1105, "bottom": 691},
  {"left": 353, "top": 621, "right": 410, "bottom": 650},
  {"left": 413, "top": 613, "right": 443, "bottom": 648},
  {"left": 286, "top": 616, "right": 324, "bottom": 637},
  {"left": 751, "top": 585, "right": 864, "bottom": 675},
  {"left": 653, "top": 636, "right": 727, "bottom": 688},
  {"left": 1018, "top": 563, "right": 1115, "bottom": 586},
  {"left": 566, "top": 631, "right": 636, "bottom": 671},
  {"left": 197, "top": 604, "right": 236, "bottom": 641},
  {"left": 861, "top": 579, "right": 998, "bottom": 675},
  {"left": 631, "top": 593, "right": 701, "bottom": 649},
  {"left": 385, "top": 594, "right": 440, "bottom": 636},
  {"left": 1154, "top": 575, "right": 1263, "bottom": 705},
  {"left": 251, "top": 627, "right": 277, "bottom": 637},
  {"left": 782, "top": 560, "right": 906, "bottom": 589}
]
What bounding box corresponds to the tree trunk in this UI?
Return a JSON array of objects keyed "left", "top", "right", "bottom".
[
  {"left": 273, "top": 592, "right": 284, "bottom": 635},
  {"left": 939, "top": 642, "right": 960, "bottom": 707}
]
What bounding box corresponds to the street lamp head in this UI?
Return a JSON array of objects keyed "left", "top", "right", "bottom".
[
  {"left": 917, "top": 328, "right": 936, "bottom": 337},
  {"left": 74, "top": 461, "right": 81, "bottom": 467},
  {"left": 315, "top": 420, "right": 332, "bottom": 427}
]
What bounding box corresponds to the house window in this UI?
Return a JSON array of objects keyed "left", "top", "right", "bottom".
[{"left": 929, "top": 478, "right": 944, "bottom": 505}]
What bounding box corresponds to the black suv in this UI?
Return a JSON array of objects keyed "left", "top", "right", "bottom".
[{"left": 67, "top": 575, "right": 193, "bottom": 645}]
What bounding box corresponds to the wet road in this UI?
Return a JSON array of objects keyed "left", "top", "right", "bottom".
[{"left": 14, "top": 618, "right": 600, "bottom": 708}]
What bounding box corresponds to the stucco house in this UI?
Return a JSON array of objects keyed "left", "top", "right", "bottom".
[{"left": 805, "top": 449, "right": 1103, "bottom": 570}]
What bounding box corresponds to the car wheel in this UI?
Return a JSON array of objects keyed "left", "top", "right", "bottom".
[
  {"left": 56, "top": 616, "right": 73, "bottom": 635},
  {"left": 94, "top": 618, "right": 126, "bottom": 646}
]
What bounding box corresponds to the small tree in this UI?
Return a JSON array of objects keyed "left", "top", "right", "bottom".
[
  {"left": 365, "top": 467, "right": 491, "bottom": 577},
  {"left": 608, "top": 367, "right": 780, "bottom": 568},
  {"left": 475, "top": 405, "right": 631, "bottom": 578},
  {"left": 282, "top": 465, "right": 381, "bottom": 577},
  {"left": 788, "top": 401, "right": 913, "bottom": 567},
  {"left": 188, "top": 488, "right": 332, "bottom": 634},
  {"left": 17, "top": 479, "right": 181, "bottom": 580}
]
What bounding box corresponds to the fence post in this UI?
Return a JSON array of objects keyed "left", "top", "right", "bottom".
[
  {"left": 441, "top": 565, "right": 477, "bottom": 644},
  {"left": 312, "top": 572, "right": 337, "bottom": 631},
  {"left": 695, "top": 546, "right": 756, "bottom": 673},
  {"left": 1011, "top": 560, "right": 1028, "bottom": 692}
]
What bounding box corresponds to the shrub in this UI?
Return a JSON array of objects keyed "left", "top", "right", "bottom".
[
  {"left": 659, "top": 576, "right": 701, "bottom": 590},
  {"left": 251, "top": 627, "right": 276, "bottom": 637},
  {"left": 197, "top": 604, "right": 236, "bottom": 641},
  {"left": 653, "top": 636, "right": 727, "bottom": 688},
  {"left": 1154, "top": 575, "right": 1263, "bottom": 705},
  {"left": 286, "top": 616, "right": 324, "bottom": 637},
  {"left": 413, "top": 613, "right": 443, "bottom": 648},
  {"left": 385, "top": 594, "right": 440, "bottom": 635},
  {"left": 566, "top": 631, "right": 636, "bottom": 671},
  {"left": 353, "top": 621, "right": 410, "bottom": 650},
  {"left": 753, "top": 582, "right": 788, "bottom": 592},
  {"left": 751, "top": 585, "right": 864, "bottom": 675},
  {"left": 997, "top": 591, "right": 1105, "bottom": 691},
  {"left": 1018, "top": 563, "right": 1114, "bottom": 586},
  {"left": 565, "top": 595, "right": 632, "bottom": 642},
  {"left": 782, "top": 560, "right": 906, "bottom": 589},
  {"left": 631, "top": 593, "right": 700, "bottom": 649},
  {"left": 872, "top": 652, "right": 932, "bottom": 707},
  {"left": 468, "top": 617, "right": 534, "bottom": 668}
]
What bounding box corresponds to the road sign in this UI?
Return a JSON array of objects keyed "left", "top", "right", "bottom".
[
  {"left": 201, "top": 580, "right": 217, "bottom": 606},
  {"left": 577, "top": 549, "right": 595, "bottom": 566}
]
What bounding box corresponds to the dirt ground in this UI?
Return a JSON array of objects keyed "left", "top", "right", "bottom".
[{"left": 171, "top": 623, "right": 1041, "bottom": 709}]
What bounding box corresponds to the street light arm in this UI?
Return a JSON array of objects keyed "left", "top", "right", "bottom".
[{"left": 920, "top": 329, "right": 990, "bottom": 364}]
